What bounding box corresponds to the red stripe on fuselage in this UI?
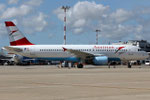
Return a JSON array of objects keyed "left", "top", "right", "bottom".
[
  {"left": 10, "top": 37, "right": 34, "bottom": 46},
  {"left": 5, "top": 21, "right": 15, "bottom": 26}
]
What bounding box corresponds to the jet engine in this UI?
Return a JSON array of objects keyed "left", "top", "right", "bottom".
[{"left": 93, "top": 56, "right": 108, "bottom": 65}]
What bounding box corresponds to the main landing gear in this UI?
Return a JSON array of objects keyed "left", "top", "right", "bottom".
[
  {"left": 77, "top": 63, "right": 84, "bottom": 68},
  {"left": 128, "top": 62, "right": 132, "bottom": 68},
  {"left": 59, "top": 61, "right": 84, "bottom": 68}
]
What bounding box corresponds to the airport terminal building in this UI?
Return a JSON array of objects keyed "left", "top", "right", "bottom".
[{"left": 112, "top": 40, "right": 150, "bottom": 52}]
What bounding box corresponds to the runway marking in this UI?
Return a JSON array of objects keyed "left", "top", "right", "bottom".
[{"left": 28, "top": 82, "right": 150, "bottom": 91}]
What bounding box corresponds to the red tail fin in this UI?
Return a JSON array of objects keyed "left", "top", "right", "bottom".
[{"left": 5, "top": 21, "right": 34, "bottom": 46}]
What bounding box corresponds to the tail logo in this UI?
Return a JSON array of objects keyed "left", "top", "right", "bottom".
[{"left": 9, "top": 30, "right": 18, "bottom": 36}]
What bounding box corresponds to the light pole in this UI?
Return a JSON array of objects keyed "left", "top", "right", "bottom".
[
  {"left": 95, "top": 29, "right": 101, "bottom": 45},
  {"left": 61, "top": 6, "right": 70, "bottom": 45}
]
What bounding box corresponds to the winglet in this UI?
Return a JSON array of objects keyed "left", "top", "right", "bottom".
[{"left": 62, "top": 47, "right": 67, "bottom": 52}]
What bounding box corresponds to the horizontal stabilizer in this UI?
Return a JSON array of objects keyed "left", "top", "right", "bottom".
[{"left": 4, "top": 46, "right": 23, "bottom": 52}]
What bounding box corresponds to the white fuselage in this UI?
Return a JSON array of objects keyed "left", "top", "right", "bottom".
[
  {"left": 7, "top": 45, "right": 149, "bottom": 61},
  {"left": 5, "top": 21, "right": 149, "bottom": 64}
]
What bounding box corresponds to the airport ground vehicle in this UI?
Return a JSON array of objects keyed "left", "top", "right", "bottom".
[{"left": 145, "top": 60, "right": 150, "bottom": 66}]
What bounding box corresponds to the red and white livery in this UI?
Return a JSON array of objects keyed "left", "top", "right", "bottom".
[
  {"left": 4, "top": 21, "right": 149, "bottom": 68},
  {"left": 5, "top": 21, "right": 34, "bottom": 46}
]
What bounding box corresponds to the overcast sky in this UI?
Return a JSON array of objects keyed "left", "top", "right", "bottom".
[{"left": 0, "top": 0, "right": 150, "bottom": 47}]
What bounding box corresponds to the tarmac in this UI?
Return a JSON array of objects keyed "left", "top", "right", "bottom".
[{"left": 0, "top": 65, "right": 150, "bottom": 100}]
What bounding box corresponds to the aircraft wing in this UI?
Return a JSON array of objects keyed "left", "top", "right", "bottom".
[
  {"left": 4, "top": 46, "right": 23, "bottom": 53},
  {"left": 63, "top": 47, "right": 104, "bottom": 59}
]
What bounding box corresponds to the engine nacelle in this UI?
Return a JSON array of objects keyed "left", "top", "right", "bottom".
[{"left": 93, "top": 56, "right": 108, "bottom": 65}]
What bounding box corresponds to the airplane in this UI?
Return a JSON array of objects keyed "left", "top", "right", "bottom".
[
  {"left": 1, "top": 47, "right": 37, "bottom": 65},
  {"left": 3, "top": 21, "right": 149, "bottom": 68}
]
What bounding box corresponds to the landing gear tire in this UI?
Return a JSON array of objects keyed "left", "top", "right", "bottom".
[
  {"left": 77, "top": 64, "right": 83, "bottom": 68},
  {"left": 128, "top": 62, "right": 132, "bottom": 68}
]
